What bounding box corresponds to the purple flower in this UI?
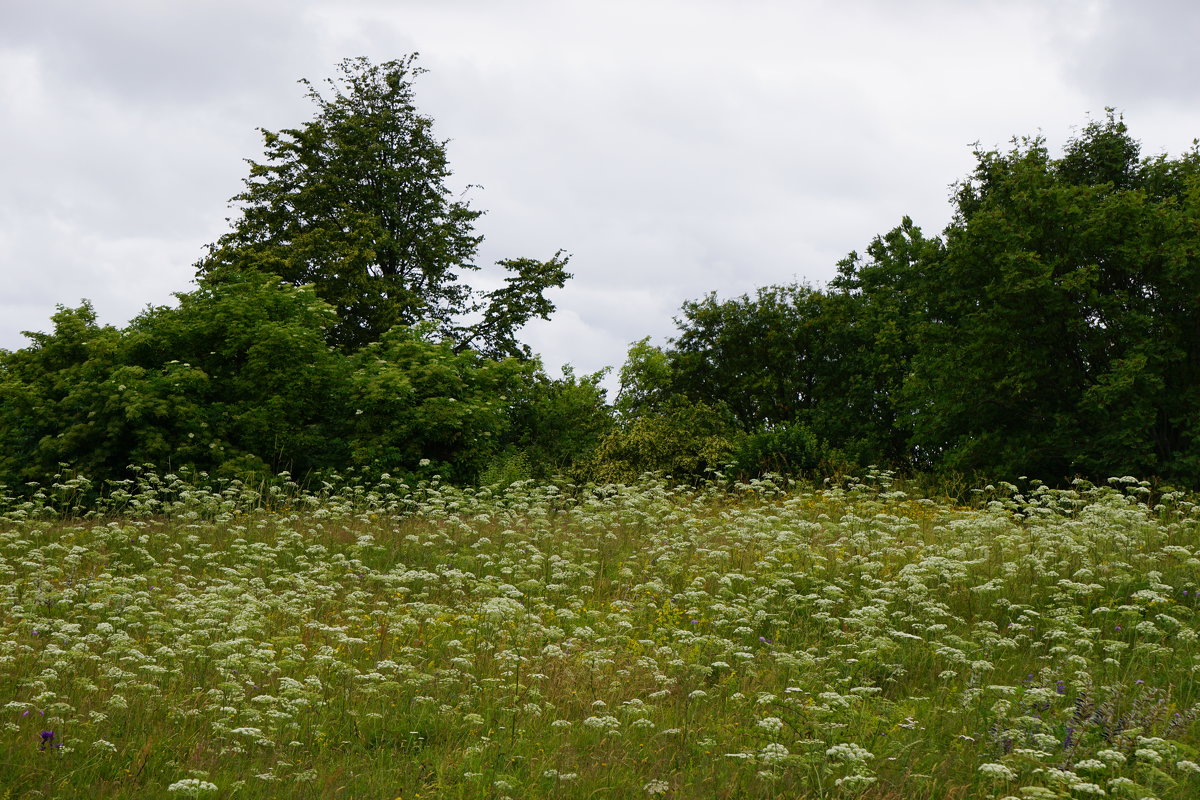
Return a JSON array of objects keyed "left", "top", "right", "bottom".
[{"left": 39, "top": 730, "right": 57, "bottom": 751}]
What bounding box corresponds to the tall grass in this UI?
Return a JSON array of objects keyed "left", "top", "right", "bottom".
[{"left": 0, "top": 470, "right": 1197, "bottom": 798}]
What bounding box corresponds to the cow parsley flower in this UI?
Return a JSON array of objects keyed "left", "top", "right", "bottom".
[
  {"left": 977, "top": 762, "right": 1017, "bottom": 781},
  {"left": 759, "top": 743, "right": 789, "bottom": 763},
  {"left": 757, "top": 717, "right": 784, "bottom": 734},
  {"left": 834, "top": 775, "right": 877, "bottom": 791},
  {"left": 167, "top": 779, "right": 219, "bottom": 796},
  {"left": 826, "top": 742, "right": 874, "bottom": 763}
]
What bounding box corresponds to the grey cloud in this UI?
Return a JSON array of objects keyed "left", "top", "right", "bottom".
[
  {"left": 1060, "top": 0, "right": 1200, "bottom": 107},
  {"left": 3, "top": 0, "right": 1198, "bottom": 383}
]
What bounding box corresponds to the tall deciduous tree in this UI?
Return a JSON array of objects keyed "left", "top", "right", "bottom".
[
  {"left": 826, "top": 216, "right": 937, "bottom": 467},
  {"left": 670, "top": 285, "right": 830, "bottom": 429},
  {"left": 904, "top": 111, "right": 1200, "bottom": 481},
  {"left": 197, "top": 55, "right": 569, "bottom": 356}
]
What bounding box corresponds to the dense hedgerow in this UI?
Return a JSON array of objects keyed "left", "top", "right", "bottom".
[{"left": 0, "top": 471, "right": 1197, "bottom": 799}]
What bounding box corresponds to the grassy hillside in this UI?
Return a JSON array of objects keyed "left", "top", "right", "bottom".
[{"left": 1, "top": 472, "right": 1197, "bottom": 799}]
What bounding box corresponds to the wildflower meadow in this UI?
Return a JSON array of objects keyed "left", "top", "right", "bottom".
[{"left": 0, "top": 470, "right": 1197, "bottom": 799}]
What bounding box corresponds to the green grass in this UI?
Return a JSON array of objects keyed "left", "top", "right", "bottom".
[{"left": 0, "top": 471, "right": 1197, "bottom": 799}]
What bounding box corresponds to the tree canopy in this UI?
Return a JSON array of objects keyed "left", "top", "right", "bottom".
[
  {"left": 197, "top": 55, "right": 569, "bottom": 357},
  {"left": 904, "top": 112, "right": 1200, "bottom": 480},
  {"left": 7, "top": 106, "right": 1200, "bottom": 493},
  {"left": 630, "top": 111, "right": 1200, "bottom": 485}
]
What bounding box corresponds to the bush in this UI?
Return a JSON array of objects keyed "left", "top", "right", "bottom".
[
  {"left": 590, "top": 400, "right": 740, "bottom": 483},
  {"left": 729, "top": 420, "right": 847, "bottom": 480}
]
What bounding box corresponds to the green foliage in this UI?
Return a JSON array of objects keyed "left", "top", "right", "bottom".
[
  {"left": 904, "top": 111, "right": 1200, "bottom": 482},
  {"left": 825, "top": 216, "right": 937, "bottom": 467},
  {"left": 461, "top": 255, "right": 573, "bottom": 360},
  {"left": 125, "top": 271, "right": 348, "bottom": 480},
  {"left": 600, "top": 338, "right": 741, "bottom": 482},
  {"left": 197, "top": 55, "right": 569, "bottom": 356},
  {"left": 340, "top": 324, "right": 525, "bottom": 483},
  {"left": 11, "top": 108, "right": 1200, "bottom": 492},
  {"left": 655, "top": 112, "right": 1200, "bottom": 485},
  {"left": 0, "top": 303, "right": 125, "bottom": 484},
  {"left": 653, "top": 266, "right": 925, "bottom": 477},
  {"left": 612, "top": 337, "right": 674, "bottom": 420},
  {"left": 591, "top": 398, "right": 739, "bottom": 482},
  {"left": 477, "top": 448, "right": 533, "bottom": 487},
  {"left": 728, "top": 420, "right": 843, "bottom": 480},
  {"left": 502, "top": 365, "right": 612, "bottom": 479},
  {"left": 0, "top": 273, "right": 553, "bottom": 490},
  {"left": 0, "top": 57, "right": 587, "bottom": 492},
  {"left": 670, "top": 285, "right": 829, "bottom": 428}
]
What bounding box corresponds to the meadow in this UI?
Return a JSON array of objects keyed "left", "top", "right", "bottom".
[{"left": 0, "top": 470, "right": 1197, "bottom": 799}]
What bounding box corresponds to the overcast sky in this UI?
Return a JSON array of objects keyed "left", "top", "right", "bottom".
[{"left": 3, "top": 0, "right": 1199, "bottom": 392}]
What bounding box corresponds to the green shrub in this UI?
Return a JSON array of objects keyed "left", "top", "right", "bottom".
[{"left": 590, "top": 400, "right": 739, "bottom": 482}]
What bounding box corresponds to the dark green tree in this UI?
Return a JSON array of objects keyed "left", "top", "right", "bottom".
[
  {"left": 0, "top": 303, "right": 128, "bottom": 485},
  {"left": 339, "top": 323, "right": 527, "bottom": 483},
  {"left": 826, "top": 216, "right": 939, "bottom": 467},
  {"left": 669, "top": 285, "right": 830, "bottom": 429},
  {"left": 504, "top": 366, "right": 611, "bottom": 477},
  {"left": 904, "top": 111, "right": 1200, "bottom": 481},
  {"left": 0, "top": 279, "right": 342, "bottom": 487},
  {"left": 661, "top": 275, "right": 921, "bottom": 476},
  {"left": 197, "top": 55, "right": 569, "bottom": 355}
]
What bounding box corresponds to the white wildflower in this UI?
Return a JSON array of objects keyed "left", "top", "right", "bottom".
[
  {"left": 758, "top": 742, "right": 790, "bottom": 763},
  {"left": 167, "top": 778, "right": 219, "bottom": 796},
  {"left": 582, "top": 715, "right": 620, "bottom": 731},
  {"left": 977, "top": 762, "right": 1017, "bottom": 781},
  {"left": 834, "top": 774, "right": 877, "bottom": 791},
  {"left": 643, "top": 778, "right": 670, "bottom": 795},
  {"left": 1135, "top": 747, "right": 1163, "bottom": 764},
  {"left": 757, "top": 716, "right": 784, "bottom": 734},
  {"left": 826, "top": 742, "right": 874, "bottom": 763}
]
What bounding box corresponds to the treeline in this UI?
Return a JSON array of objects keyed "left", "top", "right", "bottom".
[
  {"left": 625, "top": 112, "right": 1200, "bottom": 485},
  {"left": 0, "top": 275, "right": 612, "bottom": 489},
  {"left": 3, "top": 55, "right": 1200, "bottom": 492},
  {"left": 0, "top": 57, "right": 608, "bottom": 491}
]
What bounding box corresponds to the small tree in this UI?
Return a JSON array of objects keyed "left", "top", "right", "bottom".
[{"left": 198, "top": 55, "right": 569, "bottom": 355}]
